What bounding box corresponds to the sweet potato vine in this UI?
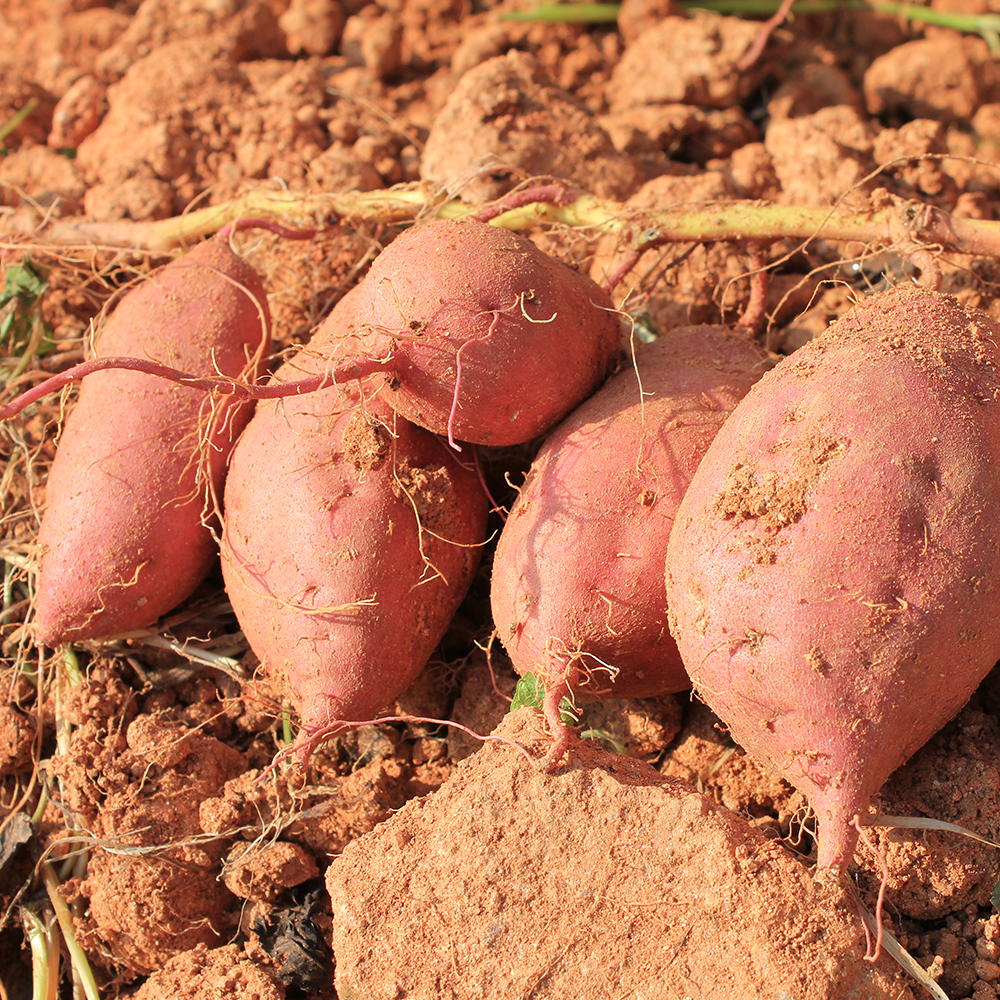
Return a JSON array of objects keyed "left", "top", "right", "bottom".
[{"left": 3, "top": 181, "right": 999, "bottom": 270}]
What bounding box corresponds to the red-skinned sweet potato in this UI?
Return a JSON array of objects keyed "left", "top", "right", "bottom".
[
  {"left": 33, "top": 234, "right": 271, "bottom": 645},
  {"left": 220, "top": 291, "right": 488, "bottom": 760},
  {"left": 491, "top": 326, "right": 770, "bottom": 760},
  {"left": 2, "top": 222, "right": 622, "bottom": 454},
  {"left": 665, "top": 285, "right": 1000, "bottom": 874},
  {"left": 346, "top": 219, "right": 623, "bottom": 447}
]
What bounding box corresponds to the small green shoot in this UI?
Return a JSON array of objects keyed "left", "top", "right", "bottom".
[
  {"left": 60, "top": 644, "right": 83, "bottom": 686},
  {"left": 42, "top": 863, "right": 101, "bottom": 1000},
  {"left": 21, "top": 904, "right": 60, "bottom": 1000},
  {"left": 31, "top": 782, "right": 49, "bottom": 826},
  {"left": 0, "top": 97, "right": 38, "bottom": 151},
  {"left": 511, "top": 672, "right": 544, "bottom": 712},
  {"left": 694, "top": 0, "right": 1000, "bottom": 54},
  {"left": 281, "top": 704, "right": 294, "bottom": 746},
  {"left": 511, "top": 677, "right": 629, "bottom": 752},
  {"left": 1, "top": 560, "right": 24, "bottom": 627},
  {"left": 1, "top": 257, "right": 54, "bottom": 381},
  {"left": 511, "top": 672, "right": 577, "bottom": 724},
  {"left": 580, "top": 727, "right": 627, "bottom": 755}
]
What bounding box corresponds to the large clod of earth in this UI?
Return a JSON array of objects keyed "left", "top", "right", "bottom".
[{"left": 326, "top": 709, "right": 914, "bottom": 1000}]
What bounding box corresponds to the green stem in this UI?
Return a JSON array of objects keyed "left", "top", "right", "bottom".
[
  {"left": 57, "top": 851, "right": 77, "bottom": 884},
  {"left": 502, "top": 0, "right": 1000, "bottom": 51},
  {"left": 31, "top": 780, "right": 50, "bottom": 825},
  {"left": 32, "top": 186, "right": 471, "bottom": 252},
  {"left": 0, "top": 98, "right": 38, "bottom": 146},
  {"left": 697, "top": 0, "right": 1000, "bottom": 51},
  {"left": 2, "top": 561, "right": 14, "bottom": 609},
  {"left": 580, "top": 728, "right": 627, "bottom": 755},
  {"left": 21, "top": 906, "right": 60, "bottom": 1000},
  {"left": 692, "top": 0, "right": 1000, "bottom": 32},
  {"left": 42, "top": 864, "right": 101, "bottom": 1000},
  {"left": 61, "top": 645, "right": 83, "bottom": 686},
  {"left": 503, "top": 2, "right": 619, "bottom": 20},
  {"left": 15, "top": 184, "right": 1000, "bottom": 268},
  {"left": 9, "top": 308, "right": 48, "bottom": 380},
  {"left": 871, "top": 0, "right": 1000, "bottom": 35}
]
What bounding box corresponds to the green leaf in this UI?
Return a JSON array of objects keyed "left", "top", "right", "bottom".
[
  {"left": 510, "top": 673, "right": 578, "bottom": 723},
  {"left": 630, "top": 310, "right": 662, "bottom": 344},
  {"left": 511, "top": 673, "right": 545, "bottom": 712},
  {"left": 2, "top": 257, "right": 49, "bottom": 307},
  {"left": 580, "top": 728, "right": 627, "bottom": 756},
  {"left": 0, "top": 257, "right": 54, "bottom": 362}
]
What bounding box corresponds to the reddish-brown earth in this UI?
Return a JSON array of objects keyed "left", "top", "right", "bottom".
[{"left": 4, "top": 0, "right": 1000, "bottom": 998}]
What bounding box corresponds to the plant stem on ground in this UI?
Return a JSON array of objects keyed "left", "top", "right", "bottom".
[
  {"left": 0, "top": 98, "right": 38, "bottom": 148},
  {"left": 501, "top": 0, "right": 1000, "bottom": 53},
  {"left": 21, "top": 906, "right": 60, "bottom": 1000},
  {"left": 42, "top": 864, "right": 101, "bottom": 1000},
  {"left": 8, "top": 185, "right": 1000, "bottom": 267}
]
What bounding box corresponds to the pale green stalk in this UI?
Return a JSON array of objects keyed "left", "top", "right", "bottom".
[
  {"left": 691, "top": 0, "right": 1000, "bottom": 54},
  {"left": 502, "top": 2, "right": 619, "bottom": 19},
  {"left": 31, "top": 781, "right": 49, "bottom": 824},
  {"left": 580, "top": 729, "right": 627, "bottom": 755},
  {"left": 502, "top": 0, "right": 1000, "bottom": 52},
  {"left": 8, "top": 311, "right": 48, "bottom": 380},
  {"left": 0, "top": 98, "right": 38, "bottom": 146},
  {"left": 21, "top": 906, "right": 60, "bottom": 1000},
  {"left": 42, "top": 864, "right": 100, "bottom": 1000},
  {"left": 28, "top": 187, "right": 1000, "bottom": 266},
  {"left": 33, "top": 186, "right": 473, "bottom": 251},
  {"left": 60, "top": 645, "right": 82, "bottom": 686}
]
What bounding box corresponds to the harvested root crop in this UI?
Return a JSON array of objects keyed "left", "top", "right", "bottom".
[
  {"left": 492, "top": 325, "right": 771, "bottom": 765},
  {"left": 33, "top": 234, "right": 271, "bottom": 645},
  {"left": 665, "top": 284, "right": 1000, "bottom": 874},
  {"left": 221, "top": 291, "right": 489, "bottom": 762}
]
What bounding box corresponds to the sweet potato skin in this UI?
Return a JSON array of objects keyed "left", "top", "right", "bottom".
[
  {"left": 221, "top": 294, "right": 488, "bottom": 756},
  {"left": 353, "top": 220, "right": 622, "bottom": 446},
  {"left": 492, "top": 326, "right": 771, "bottom": 701},
  {"left": 665, "top": 285, "right": 1000, "bottom": 873},
  {"left": 34, "top": 235, "right": 271, "bottom": 645}
]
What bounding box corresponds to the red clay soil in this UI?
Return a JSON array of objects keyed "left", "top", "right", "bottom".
[{"left": 327, "top": 709, "right": 915, "bottom": 1000}]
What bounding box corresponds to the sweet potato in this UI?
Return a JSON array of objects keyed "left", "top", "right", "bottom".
[
  {"left": 220, "top": 291, "right": 488, "bottom": 760},
  {"left": 33, "top": 234, "right": 271, "bottom": 645},
  {"left": 3, "top": 221, "right": 621, "bottom": 452},
  {"left": 491, "top": 326, "right": 770, "bottom": 760},
  {"left": 664, "top": 284, "right": 1000, "bottom": 874},
  {"left": 347, "top": 219, "right": 622, "bottom": 447}
]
